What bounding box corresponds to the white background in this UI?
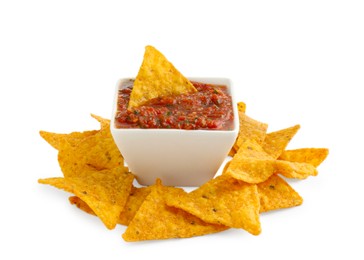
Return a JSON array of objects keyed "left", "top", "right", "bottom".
[{"left": 1, "top": 0, "right": 363, "bottom": 259}]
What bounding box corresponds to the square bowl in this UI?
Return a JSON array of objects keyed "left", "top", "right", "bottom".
[{"left": 110, "top": 77, "right": 239, "bottom": 187}]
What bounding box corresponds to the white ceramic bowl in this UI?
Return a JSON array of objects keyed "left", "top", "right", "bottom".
[{"left": 110, "top": 77, "right": 239, "bottom": 187}]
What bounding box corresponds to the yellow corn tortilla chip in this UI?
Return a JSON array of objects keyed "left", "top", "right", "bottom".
[
  {"left": 69, "top": 185, "right": 152, "bottom": 226},
  {"left": 122, "top": 180, "right": 228, "bottom": 242},
  {"left": 90, "top": 113, "right": 110, "bottom": 130},
  {"left": 225, "top": 140, "right": 275, "bottom": 183},
  {"left": 128, "top": 45, "right": 197, "bottom": 109},
  {"left": 232, "top": 112, "right": 268, "bottom": 155},
  {"left": 118, "top": 185, "right": 152, "bottom": 226},
  {"left": 262, "top": 125, "right": 300, "bottom": 159},
  {"left": 165, "top": 175, "right": 261, "bottom": 235},
  {"left": 275, "top": 161, "right": 318, "bottom": 179},
  {"left": 279, "top": 148, "right": 329, "bottom": 167},
  {"left": 39, "top": 130, "right": 98, "bottom": 150},
  {"left": 224, "top": 140, "right": 318, "bottom": 183},
  {"left": 39, "top": 167, "right": 134, "bottom": 230},
  {"left": 258, "top": 174, "right": 303, "bottom": 213},
  {"left": 39, "top": 114, "right": 109, "bottom": 150},
  {"left": 40, "top": 114, "right": 126, "bottom": 179},
  {"left": 228, "top": 102, "right": 246, "bottom": 157},
  {"left": 57, "top": 116, "right": 126, "bottom": 178}
]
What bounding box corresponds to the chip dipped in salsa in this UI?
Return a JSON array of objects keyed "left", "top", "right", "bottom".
[{"left": 114, "top": 80, "right": 234, "bottom": 130}]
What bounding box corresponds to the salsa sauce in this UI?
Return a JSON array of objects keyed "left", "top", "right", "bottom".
[{"left": 114, "top": 80, "right": 234, "bottom": 130}]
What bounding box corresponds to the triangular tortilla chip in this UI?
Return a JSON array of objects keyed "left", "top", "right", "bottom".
[
  {"left": 39, "top": 130, "right": 98, "bottom": 150},
  {"left": 165, "top": 175, "right": 261, "bottom": 235},
  {"left": 122, "top": 180, "right": 227, "bottom": 241},
  {"left": 39, "top": 114, "right": 126, "bottom": 179},
  {"left": 128, "top": 45, "right": 197, "bottom": 109},
  {"left": 257, "top": 174, "right": 303, "bottom": 212},
  {"left": 57, "top": 116, "right": 126, "bottom": 178},
  {"left": 224, "top": 140, "right": 317, "bottom": 183},
  {"left": 232, "top": 112, "right": 268, "bottom": 155},
  {"left": 278, "top": 148, "right": 329, "bottom": 167},
  {"left": 69, "top": 185, "right": 152, "bottom": 226},
  {"left": 262, "top": 125, "right": 300, "bottom": 159},
  {"left": 38, "top": 167, "right": 134, "bottom": 230},
  {"left": 225, "top": 140, "right": 275, "bottom": 183},
  {"left": 39, "top": 114, "right": 109, "bottom": 150},
  {"left": 117, "top": 185, "right": 152, "bottom": 225}
]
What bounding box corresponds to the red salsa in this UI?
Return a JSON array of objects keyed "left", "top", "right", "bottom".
[{"left": 114, "top": 80, "right": 234, "bottom": 130}]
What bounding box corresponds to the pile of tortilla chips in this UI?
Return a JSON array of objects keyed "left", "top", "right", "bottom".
[
  {"left": 38, "top": 46, "right": 328, "bottom": 242},
  {"left": 38, "top": 109, "right": 328, "bottom": 242}
]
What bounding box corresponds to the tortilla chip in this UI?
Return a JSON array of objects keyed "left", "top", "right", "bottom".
[
  {"left": 276, "top": 161, "right": 318, "bottom": 179},
  {"left": 57, "top": 116, "right": 125, "bottom": 178},
  {"left": 225, "top": 140, "right": 275, "bottom": 183},
  {"left": 122, "top": 180, "right": 228, "bottom": 241},
  {"left": 39, "top": 130, "right": 98, "bottom": 150},
  {"left": 165, "top": 175, "right": 261, "bottom": 235},
  {"left": 128, "top": 46, "right": 197, "bottom": 109},
  {"left": 258, "top": 174, "right": 303, "bottom": 212},
  {"left": 278, "top": 148, "right": 329, "bottom": 167},
  {"left": 39, "top": 114, "right": 110, "bottom": 150},
  {"left": 262, "top": 125, "right": 300, "bottom": 159},
  {"left": 118, "top": 185, "right": 152, "bottom": 226},
  {"left": 69, "top": 185, "right": 152, "bottom": 226},
  {"left": 225, "top": 140, "right": 317, "bottom": 183},
  {"left": 90, "top": 113, "right": 111, "bottom": 130},
  {"left": 233, "top": 112, "right": 268, "bottom": 153},
  {"left": 40, "top": 114, "right": 126, "bottom": 179},
  {"left": 39, "top": 167, "right": 134, "bottom": 229}
]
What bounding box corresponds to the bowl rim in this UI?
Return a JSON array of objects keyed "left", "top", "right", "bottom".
[{"left": 110, "top": 77, "right": 239, "bottom": 134}]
